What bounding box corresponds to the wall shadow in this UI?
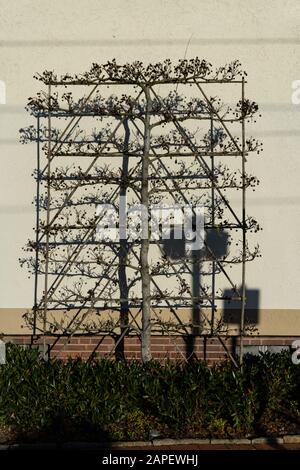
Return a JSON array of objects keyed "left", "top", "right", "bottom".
[
  {"left": 205, "top": 228, "right": 229, "bottom": 260},
  {"left": 162, "top": 226, "right": 229, "bottom": 361},
  {"left": 223, "top": 287, "right": 260, "bottom": 325}
]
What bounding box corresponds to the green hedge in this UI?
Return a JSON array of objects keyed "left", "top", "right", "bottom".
[{"left": 0, "top": 344, "right": 300, "bottom": 442}]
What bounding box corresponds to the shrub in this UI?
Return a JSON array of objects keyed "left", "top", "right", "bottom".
[{"left": 0, "top": 344, "right": 299, "bottom": 442}]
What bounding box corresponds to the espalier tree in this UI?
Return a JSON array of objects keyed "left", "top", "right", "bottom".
[{"left": 20, "top": 59, "right": 262, "bottom": 363}]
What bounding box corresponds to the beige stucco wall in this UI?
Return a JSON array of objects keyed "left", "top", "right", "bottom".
[
  {"left": 0, "top": 0, "right": 300, "bottom": 335},
  {"left": 1, "top": 307, "right": 300, "bottom": 337}
]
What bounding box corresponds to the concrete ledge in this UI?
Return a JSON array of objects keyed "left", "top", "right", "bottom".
[
  {"left": 111, "top": 440, "right": 152, "bottom": 448},
  {"left": 251, "top": 437, "right": 283, "bottom": 444},
  {"left": 152, "top": 438, "right": 210, "bottom": 446},
  {"left": 211, "top": 438, "right": 251, "bottom": 445},
  {"left": 149, "top": 439, "right": 178, "bottom": 446},
  {"left": 283, "top": 435, "right": 300, "bottom": 443},
  {"left": 3, "top": 435, "right": 300, "bottom": 449}
]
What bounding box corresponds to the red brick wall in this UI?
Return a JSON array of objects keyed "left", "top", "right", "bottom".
[{"left": 2, "top": 335, "right": 297, "bottom": 363}]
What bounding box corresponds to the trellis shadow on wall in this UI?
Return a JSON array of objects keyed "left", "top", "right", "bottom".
[{"left": 162, "top": 226, "right": 230, "bottom": 360}]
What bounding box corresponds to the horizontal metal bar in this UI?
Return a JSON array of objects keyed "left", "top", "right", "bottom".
[{"left": 42, "top": 79, "right": 247, "bottom": 86}]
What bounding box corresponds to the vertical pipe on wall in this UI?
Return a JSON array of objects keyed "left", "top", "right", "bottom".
[
  {"left": 33, "top": 115, "right": 41, "bottom": 337},
  {"left": 141, "top": 85, "right": 152, "bottom": 363},
  {"left": 42, "top": 84, "right": 52, "bottom": 357},
  {"left": 240, "top": 77, "right": 246, "bottom": 366}
]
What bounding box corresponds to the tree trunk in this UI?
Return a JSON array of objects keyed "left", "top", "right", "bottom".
[
  {"left": 117, "top": 118, "right": 130, "bottom": 360},
  {"left": 141, "top": 86, "right": 152, "bottom": 362}
]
